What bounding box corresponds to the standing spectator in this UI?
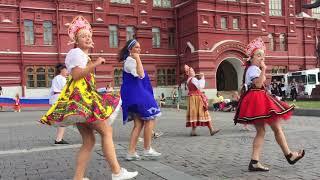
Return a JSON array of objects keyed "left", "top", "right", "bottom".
[
  {"left": 171, "top": 86, "right": 180, "bottom": 110},
  {"left": 14, "top": 93, "right": 21, "bottom": 112},
  {"left": 297, "top": 80, "right": 305, "bottom": 96},
  {"left": 49, "top": 63, "right": 69, "bottom": 145},
  {"left": 279, "top": 78, "right": 286, "bottom": 100},
  {"left": 290, "top": 78, "right": 298, "bottom": 101}
]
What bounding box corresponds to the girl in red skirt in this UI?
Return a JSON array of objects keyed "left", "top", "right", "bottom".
[
  {"left": 14, "top": 93, "right": 21, "bottom": 112},
  {"left": 234, "top": 37, "right": 305, "bottom": 171}
]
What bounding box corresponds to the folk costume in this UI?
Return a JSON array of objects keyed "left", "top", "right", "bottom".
[
  {"left": 185, "top": 65, "right": 211, "bottom": 127},
  {"left": 234, "top": 37, "right": 294, "bottom": 125},
  {"left": 40, "top": 16, "right": 120, "bottom": 127},
  {"left": 120, "top": 40, "right": 161, "bottom": 125}
]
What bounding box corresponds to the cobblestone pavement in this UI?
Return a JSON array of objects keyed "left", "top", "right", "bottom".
[{"left": 0, "top": 108, "right": 319, "bottom": 180}]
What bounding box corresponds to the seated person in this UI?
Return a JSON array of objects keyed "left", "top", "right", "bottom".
[
  {"left": 212, "top": 92, "right": 224, "bottom": 111},
  {"left": 159, "top": 93, "right": 166, "bottom": 107},
  {"left": 223, "top": 91, "right": 240, "bottom": 112}
]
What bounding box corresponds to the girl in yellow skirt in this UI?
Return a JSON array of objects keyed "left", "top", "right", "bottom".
[
  {"left": 184, "top": 65, "right": 220, "bottom": 136},
  {"left": 40, "top": 16, "right": 138, "bottom": 180}
]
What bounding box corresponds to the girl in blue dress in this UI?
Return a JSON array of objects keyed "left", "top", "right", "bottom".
[{"left": 119, "top": 39, "right": 162, "bottom": 161}]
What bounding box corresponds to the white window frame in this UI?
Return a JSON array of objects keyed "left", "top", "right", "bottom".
[
  {"left": 152, "top": 27, "right": 161, "bottom": 48},
  {"left": 269, "top": 0, "right": 282, "bottom": 16},
  {"left": 126, "top": 26, "right": 135, "bottom": 41},
  {"left": 221, "top": 17, "right": 227, "bottom": 29},
  {"left": 109, "top": 25, "right": 118, "bottom": 48},
  {"left": 24, "top": 20, "right": 34, "bottom": 45},
  {"left": 153, "top": 0, "right": 171, "bottom": 8},
  {"left": 110, "top": 0, "right": 130, "bottom": 4},
  {"left": 43, "top": 21, "right": 53, "bottom": 45}
]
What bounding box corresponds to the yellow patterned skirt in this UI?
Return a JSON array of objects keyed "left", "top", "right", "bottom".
[{"left": 40, "top": 74, "right": 120, "bottom": 127}]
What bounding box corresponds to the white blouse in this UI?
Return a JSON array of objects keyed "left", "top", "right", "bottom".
[
  {"left": 245, "top": 65, "right": 261, "bottom": 86},
  {"left": 187, "top": 77, "right": 205, "bottom": 90},
  {"left": 124, "top": 56, "right": 145, "bottom": 78},
  {"left": 49, "top": 75, "right": 67, "bottom": 105},
  {"left": 65, "top": 48, "right": 89, "bottom": 73}
]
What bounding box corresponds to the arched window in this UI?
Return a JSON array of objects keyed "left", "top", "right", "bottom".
[
  {"left": 268, "top": 33, "right": 274, "bottom": 51},
  {"left": 114, "top": 68, "right": 123, "bottom": 87},
  {"left": 25, "top": 66, "right": 56, "bottom": 88},
  {"left": 27, "top": 67, "right": 35, "bottom": 87}
]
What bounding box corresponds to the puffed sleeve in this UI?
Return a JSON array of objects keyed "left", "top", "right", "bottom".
[
  {"left": 124, "top": 56, "right": 145, "bottom": 78},
  {"left": 191, "top": 77, "right": 205, "bottom": 89},
  {"left": 65, "top": 48, "right": 88, "bottom": 72},
  {"left": 247, "top": 66, "right": 261, "bottom": 82}
]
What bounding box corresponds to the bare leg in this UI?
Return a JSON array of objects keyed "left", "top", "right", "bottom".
[
  {"left": 191, "top": 127, "right": 197, "bottom": 136},
  {"left": 251, "top": 123, "right": 266, "bottom": 161},
  {"left": 73, "top": 123, "right": 95, "bottom": 180},
  {"left": 128, "top": 118, "right": 144, "bottom": 154},
  {"left": 208, "top": 121, "right": 214, "bottom": 133},
  {"left": 55, "top": 127, "right": 66, "bottom": 142},
  {"left": 91, "top": 121, "right": 121, "bottom": 174},
  {"left": 144, "top": 120, "right": 155, "bottom": 150},
  {"left": 269, "top": 121, "right": 290, "bottom": 155}
]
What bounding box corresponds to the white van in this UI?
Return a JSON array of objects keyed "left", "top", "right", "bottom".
[{"left": 286, "top": 68, "right": 320, "bottom": 96}]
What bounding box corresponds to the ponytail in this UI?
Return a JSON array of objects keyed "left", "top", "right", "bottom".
[{"left": 118, "top": 39, "right": 137, "bottom": 62}]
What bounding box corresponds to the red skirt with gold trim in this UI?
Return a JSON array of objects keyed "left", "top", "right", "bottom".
[{"left": 234, "top": 88, "right": 294, "bottom": 125}]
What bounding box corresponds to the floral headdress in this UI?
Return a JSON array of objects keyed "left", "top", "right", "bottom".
[
  {"left": 67, "top": 16, "right": 92, "bottom": 45},
  {"left": 246, "top": 37, "right": 266, "bottom": 57}
]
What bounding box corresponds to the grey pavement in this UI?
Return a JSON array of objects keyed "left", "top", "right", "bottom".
[{"left": 0, "top": 108, "right": 319, "bottom": 180}]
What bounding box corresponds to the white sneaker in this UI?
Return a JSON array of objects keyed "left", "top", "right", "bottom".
[
  {"left": 112, "top": 168, "right": 138, "bottom": 180},
  {"left": 143, "top": 147, "right": 161, "bottom": 157},
  {"left": 126, "top": 152, "right": 141, "bottom": 161},
  {"left": 83, "top": 178, "right": 90, "bottom": 180}
]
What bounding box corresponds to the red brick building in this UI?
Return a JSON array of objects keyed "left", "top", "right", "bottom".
[{"left": 0, "top": 0, "right": 319, "bottom": 98}]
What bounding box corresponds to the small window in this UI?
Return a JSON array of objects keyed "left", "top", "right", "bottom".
[
  {"left": 269, "top": 0, "right": 282, "bottom": 16},
  {"left": 308, "top": 74, "right": 317, "bottom": 84},
  {"left": 25, "top": 66, "right": 56, "bottom": 88},
  {"left": 168, "top": 28, "right": 175, "bottom": 48},
  {"left": 157, "top": 68, "right": 176, "bottom": 86},
  {"left": 221, "top": 17, "right": 227, "bottom": 29},
  {"left": 24, "top": 20, "right": 34, "bottom": 45},
  {"left": 152, "top": 27, "right": 161, "bottom": 48},
  {"left": 268, "top": 33, "right": 274, "bottom": 51},
  {"left": 126, "top": 26, "right": 135, "bottom": 41},
  {"left": 43, "top": 21, "right": 53, "bottom": 45},
  {"left": 110, "top": 0, "right": 131, "bottom": 4},
  {"left": 109, "top": 25, "right": 118, "bottom": 48},
  {"left": 153, "top": 0, "right": 171, "bottom": 8},
  {"left": 114, "top": 68, "right": 123, "bottom": 87},
  {"left": 232, "top": 18, "right": 239, "bottom": 29}
]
